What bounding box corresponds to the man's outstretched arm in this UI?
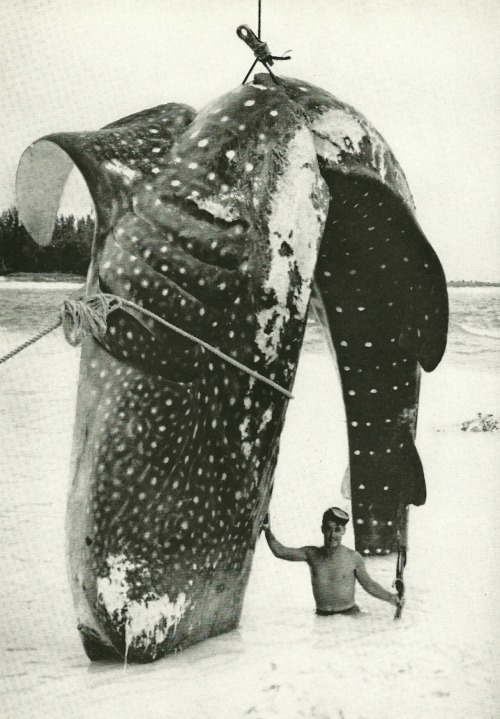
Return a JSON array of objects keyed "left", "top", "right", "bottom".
[
  {"left": 262, "top": 516, "right": 311, "bottom": 562},
  {"left": 354, "top": 554, "right": 401, "bottom": 606}
]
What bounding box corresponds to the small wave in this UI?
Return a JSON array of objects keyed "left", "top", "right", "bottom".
[{"left": 450, "top": 320, "right": 500, "bottom": 341}]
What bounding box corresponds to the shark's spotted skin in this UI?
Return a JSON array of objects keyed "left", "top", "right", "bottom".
[
  {"left": 275, "top": 74, "right": 448, "bottom": 555},
  {"left": 16, "top": 75, "right": 447, "bottom": 661},
  {"left": 314, "top": 174, "right": 447, "bottom": 554}
]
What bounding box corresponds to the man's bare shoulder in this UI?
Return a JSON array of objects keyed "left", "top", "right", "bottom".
[
  {"left": 352, "top": 549, "right": 367, "bottom": 569},
  {"left": 347, "top": 547, "right": 361, "bottom": 558},
  {"left": 302, "top": 545, "right": 323, "bottom": 563}
]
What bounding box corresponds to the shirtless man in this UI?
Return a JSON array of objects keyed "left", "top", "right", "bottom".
[{"left": 262, "top": 507, "right": 401, "bottom": 615}]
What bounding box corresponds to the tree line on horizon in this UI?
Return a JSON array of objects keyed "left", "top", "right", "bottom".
[
  {"left": 0, "top": 206, "right": 497, "bottom": 286},
  {"left": 447, "top": 279, "right": 499, "bottom": 287},
  {"left": 0, "top": 206, "right": 94, "bottom": 274}
]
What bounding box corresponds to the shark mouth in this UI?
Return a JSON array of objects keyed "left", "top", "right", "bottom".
[{"left": 16, "top": 73, "right": 448, "bottom": 661}]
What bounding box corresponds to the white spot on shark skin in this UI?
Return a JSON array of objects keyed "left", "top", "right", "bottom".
[
  {"left": 238, "top": 414, "right": 254, "bottom": 459},
  {"left": 258, "top": 406, "right": 274, "bottom": 433},
  {"left": 255, "top": 126, "right": 329, "bottom": 363},
  {"left": 97, "top": 554, "right": 189, "bottom": 661},
  {"left": 397, "top": 405, "right": 418, "bottom": 432},
  {"left": 239, "top": 415, "right": 251, "bottom": 440},
  {"left": 241, "top": 441, "right": 252, "bottom": 459},
  {"left": 105, "top": 160, "right": 139, "bottom": 183}
]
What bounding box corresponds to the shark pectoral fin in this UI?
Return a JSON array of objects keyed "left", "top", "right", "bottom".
[
  {"left": 398, "top": 230, "right": 449, "bottom": 373},
  {"left": 15, "top": 103, "right": 196, "bottom": 246},
  {"left": 402, "top": 438, "right": 426, "bottom": 506},
  {"left": 310, "top": 173, "right": 447, "bottom": 553}
]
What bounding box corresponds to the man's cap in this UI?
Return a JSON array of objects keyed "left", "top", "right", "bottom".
[{"left": 322, "top": 507, "right": 349, "bottom": 526}]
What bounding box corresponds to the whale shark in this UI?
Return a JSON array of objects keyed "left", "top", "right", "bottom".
[{"left": 16, "top": 73, "right": 448, "bottom": 661}]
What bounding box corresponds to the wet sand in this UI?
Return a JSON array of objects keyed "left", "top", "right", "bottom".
[{"left": 0, "top": 288, "right": 498, "bottom": 718}]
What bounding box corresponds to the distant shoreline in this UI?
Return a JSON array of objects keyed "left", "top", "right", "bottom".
[
  {"left": 447, "top": 280, "right": 500, "bottom": 288},
  {"left": 1, "top": 273, "right": 498, "bottom": 288},
  {"left": 0, "top": 272, "right": 84, "bottom": 283}
]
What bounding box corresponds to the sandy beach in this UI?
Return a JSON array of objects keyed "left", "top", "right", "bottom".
[{"left": 0, "top": 284, "right": 499, "bottom": 718}]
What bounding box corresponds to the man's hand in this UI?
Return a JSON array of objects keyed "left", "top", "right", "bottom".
[{"left": 389, "top": 593, "right": 405, "bottom": 608}]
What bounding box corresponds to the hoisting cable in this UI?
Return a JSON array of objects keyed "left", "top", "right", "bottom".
[{"left": 240, "top": 0, "right": 264, "bottom": 84}]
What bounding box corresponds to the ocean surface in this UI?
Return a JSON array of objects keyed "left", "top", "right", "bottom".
[
  {"left": 0, "top": 281, "right": 498, "bottom": 719},
  {"left": 446, "top": 287, "right": 500, "bottom": 371},
  {"left": 1, "top": 281, "right": 499, "bottom": 370}
]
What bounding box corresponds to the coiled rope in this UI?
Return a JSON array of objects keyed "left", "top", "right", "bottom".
[
  {"left": 1, "top": 291, "right": 293, "bottom": 399},
  {"left": 61, "top": 293, "right": 121, "bottom": 347}
]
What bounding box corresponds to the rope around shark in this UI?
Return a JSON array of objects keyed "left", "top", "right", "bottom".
[{"left": 0, "top": 289, "right": 294, "bottom": 400}]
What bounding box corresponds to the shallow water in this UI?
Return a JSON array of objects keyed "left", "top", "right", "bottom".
[
  {"left": 446, "top": 287, "right": 500, "bottom": 371},
  {"left": 0, "top": 282, "right": 498, "bottom": 718},
  {"left": 2, "top": 283, "right": 499, "bottom": 366}
]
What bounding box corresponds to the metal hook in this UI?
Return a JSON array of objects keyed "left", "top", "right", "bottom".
[
  {"left": 237, "top": 24, "right": 291, "bottom": 86},
  {"left": 237, "top": 25, "right": 273, "bottom": 65}
]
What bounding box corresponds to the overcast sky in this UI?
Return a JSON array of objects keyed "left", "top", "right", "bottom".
[{"left": 1, "top": 0, "right": 498, "bottom": 280}]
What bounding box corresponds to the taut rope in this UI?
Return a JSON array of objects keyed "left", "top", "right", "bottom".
[
  {"left": 1, "top": 290, "right": 293, "bottom": 400},
  {"left": 0, "top": 317, "right": 62, "bottom": 365}
]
